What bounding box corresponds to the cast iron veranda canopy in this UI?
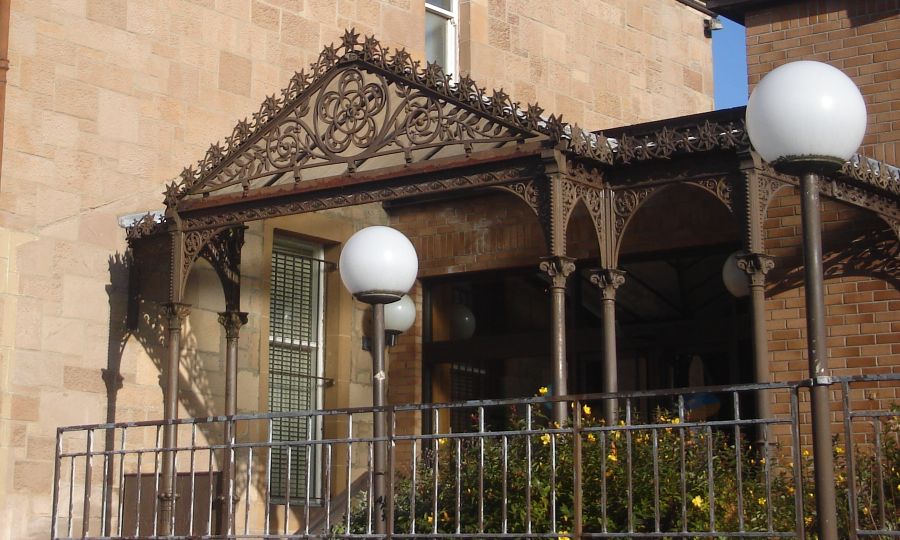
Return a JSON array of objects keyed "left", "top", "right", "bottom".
[{"left": 126, "top": 29, "right": 900, "bottom": 309}]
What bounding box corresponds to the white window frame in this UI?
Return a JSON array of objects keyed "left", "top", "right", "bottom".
[
  {"left": 267, "top": 235, "right": 327, "bottom": 504},
  {"left": 425, "top": 0, "right": 459, "bottom": 78}
]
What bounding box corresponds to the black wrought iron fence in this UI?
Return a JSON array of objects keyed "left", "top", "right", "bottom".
[{"left": 51, "top": 374, "right": 900, "bottom": 539}]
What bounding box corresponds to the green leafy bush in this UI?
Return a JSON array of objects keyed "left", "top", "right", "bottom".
[{"left": 337, "top": 401, "right": 899, "bottom": 537}]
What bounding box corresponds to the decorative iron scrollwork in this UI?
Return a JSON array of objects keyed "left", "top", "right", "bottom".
[
  {"left": 497, "top": 181, "right": 540, "bottom": 216},
  {"left": 125, "top": 213, "right": 166, "bottom": 241},
  {"left": 173, "top": 30, "right": 546, "bottom": 202},
  {"left": 613, "top": 187, "right": 655, "bottom": 237},
  {"left": 182, "top": 166, "right": 536, "bottom": 231},
  {"left": 689, "top": 177, "right": 733, "bottom": 211}
]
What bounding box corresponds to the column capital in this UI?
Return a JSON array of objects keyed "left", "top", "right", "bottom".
[
  {"left": 218, "top": 311, "right": 249, "bottom": 339},
  {"left": 539, "top": 256, "right": 576, "bottom": 289},
  {"left": 588, "top": 268, "right": 627, "bottom": 300},
  {"left": 161, "top": 302, "right": 191, "bottom": 326},
  {"left": 735, "top": 252, "right": 775, "bottom": 287}
]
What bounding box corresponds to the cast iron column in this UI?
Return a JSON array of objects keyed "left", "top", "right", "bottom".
[
  {"left": 736, "top": 253, "right": 775, "bottom": 426},
  {"left": 540, "top": 256, "right": 576, "bottom": 425},
  {"left": 218, "top": 310, "right": 248, "bottom": 536},
  {"left": 589, "top": 268, "right": 626, "bottom": 425},
  {"left": 159, "top": 302, "right": 190, "bottom": 536},
  {"left": 800, "top": 172, "right": 838, "bottom": 540}
]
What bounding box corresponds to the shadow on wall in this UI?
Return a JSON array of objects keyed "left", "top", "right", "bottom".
[
  {"left": 768, "top": 224, "right": 900, "bottom": 296},
  {"left": 102, "top": 252, "right": 314, "bottom": 535}
]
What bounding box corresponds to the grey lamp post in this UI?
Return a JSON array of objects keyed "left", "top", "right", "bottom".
[
  {"left": 339, "top": 226, "right": 418, "bottom": 537},
  {"left": 746, "top": 60, "right": 867, "bottom": 540}
]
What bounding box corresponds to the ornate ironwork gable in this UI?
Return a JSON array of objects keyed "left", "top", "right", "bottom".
[{"left": 170, "top": 30, "right": 551, "bottom": 204}]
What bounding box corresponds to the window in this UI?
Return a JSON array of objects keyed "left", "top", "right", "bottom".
[
  {"left": 268, "top": 234, "right": 327, "bottom": 503},
  {"left": 425, "top": 0, "right": 457, "bottom": 76}
]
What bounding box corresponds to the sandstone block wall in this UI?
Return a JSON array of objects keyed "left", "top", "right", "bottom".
[
  {"left": 0, "top": 2, "right": 715, "bottom": 537},
  {"left": 461, "top": 0, "right": 714, "bottom": 129}
]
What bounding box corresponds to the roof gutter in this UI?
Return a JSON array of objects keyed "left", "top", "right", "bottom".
[{"left": 674, "top": 0, "right": 718, "bottom": 18}]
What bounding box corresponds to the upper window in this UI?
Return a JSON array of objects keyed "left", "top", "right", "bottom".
[{"left": 425, "top": 0, "right": 457, "bottom": 76}]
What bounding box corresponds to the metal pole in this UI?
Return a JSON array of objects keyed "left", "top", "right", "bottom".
[
  {"left": 601, "top": 297, "right": 617, "bottom": 423},
  {"left": 371, "top": 303, "right": 388, "bottom": 536},
  {"left": 591, "top": 269, "right": 625, "bottom": 425},
  {"left": 218, "top": 311, "right": 247, "bottom": 537},
  {"left": 540, "top": 257, "right": 575, "bottom": 426},
  {"left": 736, "top": 253, "right": 774, "bottom": 441},
  {"left": 551, "top": 283, "right": 568, "bottom": 425},
  {"left": 799, "top": 171, "right": 838, "bottom": 540},
  {"left": 749, "top": 281, "right": 771, "bottom": 439},
  {"left": 160, "top": 303, "right": 189, "bottom": 537}
]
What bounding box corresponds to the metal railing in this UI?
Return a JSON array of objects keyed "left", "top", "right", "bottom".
[{"left": 52, "top": 374, "right": 900, "bottom": 539}]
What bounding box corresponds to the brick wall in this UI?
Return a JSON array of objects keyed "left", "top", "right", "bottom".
[
  {"left": 763, "top": 185, "right": 900, "bottom": 446},
  {"left": 745, "top": 0, "right": 900, "bottom": 163}
]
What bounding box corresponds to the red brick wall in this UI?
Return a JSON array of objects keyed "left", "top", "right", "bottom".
[
  {"left": 763, "top": 185, "right": 900, "bottom": 444},
  {"left": 745, "top": 0, "right": 900, "bottom": 164}
]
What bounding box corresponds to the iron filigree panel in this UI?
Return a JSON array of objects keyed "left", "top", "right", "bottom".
[{"left": 173, "top": 31, "right": 546, "bottom": 202}]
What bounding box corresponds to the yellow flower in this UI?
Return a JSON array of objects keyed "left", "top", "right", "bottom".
[
  {"left": 538, "top": 386, "right": 549, "bottom": 396},
  {"left": 863, "top": 506, "right": 869, "bottom": 516},
  {"left": 802, "top": 449, "right": 810, "bottom": 457},
  {"left": 691, "top": 495, "right": 703, "bottom": 509},
  {"left": 541, "top": 433, "right": 552, "bottom": 446},
  {"left": 835, "top": 446, "right": 844, "bottom": 455},
  {"left": 897, "top": 483, "right": 900, "bottom": 492},
  {"left": 583, "top": 404, "right": 592, "bottom": 416},
  {"left": 587, "top": 433, "right": 597, "bottom": 443},
  {"left": 760, "top": 458, "right": 766, "bottom": 464},
  {"left": 805, "top": 516, "right": 813, "bottom": 527},
  {"left": 558, "top": 530, "right": 570, "bottom": 540},
  {"left": 758, "top": 497, "right": 766, "bottom": 506},
  {"left": 607, "top": 453, "right": 618, "bottom": 462},
  {"left": 788, "top": 486, "right": 795, "bottom": 495},
  {"left": 426, "top": 514, "right": 433, "bottom": 524},
  {"left": 438, "top": 438, "right": 448, "bottom": 446},
  {"left": 670, "top": 417, "right": 680, "bottom": 424}
]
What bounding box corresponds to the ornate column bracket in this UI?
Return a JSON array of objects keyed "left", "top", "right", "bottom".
[
  {"left": 736, "top": 252, "right": 775, "bottom": 287},
  {"left": 218, "top": 311, "right": 249, "bottom": 338},
  {"left": 589, "top": 268, "right": 627, "bottom": 300},
  {"left": 162, "top": 302, "right": 192, "bottom": 328},
  {"left": 496, "top": 180, "right": 540, "bottom": 217},
  {"left": 201, "top": 227, "right": 247, "bottom": 311},
  {"left": 687, "top": 177, "right": 734, "bottom": 213},
  {"left": 612, "top": 187, "right": 656, "bottom": 253},
  {"left": 539, "top": 256, "right": 577, "bottom": 289}
]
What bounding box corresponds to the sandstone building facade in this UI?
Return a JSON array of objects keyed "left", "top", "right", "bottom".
[
  {"left": 0, "top": 0, "right": 897, "bottom": 539},
  {"left": 0, "top": 1, "right": 714, "bottom": 538}
]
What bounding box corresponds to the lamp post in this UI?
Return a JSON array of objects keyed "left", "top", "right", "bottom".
[
  {"left": 746, "top": 60, "right": 867, "bottom": 540},
  {"left": 339, "top": 226, "right": 418, "bottom": 537}
]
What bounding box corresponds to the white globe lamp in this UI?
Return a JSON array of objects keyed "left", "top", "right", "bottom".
[
  {"left": 746, "top": 61, "right": 867, "bottom": 172},
  {"left": 722, "top": 252, "right": 750, "bottom": 298},
  {"left": 385, "top": 294, "right": 416, "bottom": 334},
  {"left": 339, "top": 226, "right": 418, "bottom": 304}
]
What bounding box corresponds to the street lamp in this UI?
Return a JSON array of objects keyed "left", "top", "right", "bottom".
[
  {"left": 746, "top": 60, "right": 867, "bottom": 540},
  {"left": 385, "top": 294, "right": 416, "bottom": 346},
  {"left": 339, "top": 225, "right": 418, "bottom": 535}
]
